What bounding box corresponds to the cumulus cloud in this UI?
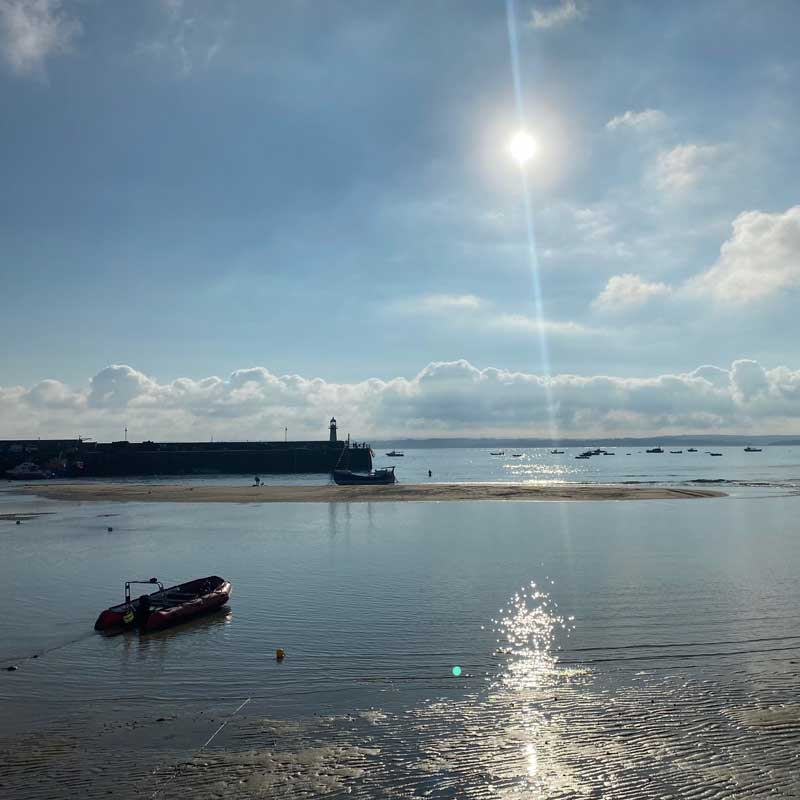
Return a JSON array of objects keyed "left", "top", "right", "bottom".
[
  {"left": 606, "top": 109, "right": 667, "bottom": 132},
  {"left": 529, "top": 0, "right": 582, "bottom": 30},
  {"left": 687, "top": 206, "right": 800, "bottom": 305},
  {"left": 651, "top": 143, "right": 723, "bottom": 194},
  {"left": 594, "top": 205, "right": 800, "bottom": 312},
  {"left": 0, "top": 0, "right": 80, "bottom": 76},
  {"left": 3, "top": 359, "right": 800, "bottom": 439},
  {"left": 592, "top": 273, "right": 671, "bottom": 313}
]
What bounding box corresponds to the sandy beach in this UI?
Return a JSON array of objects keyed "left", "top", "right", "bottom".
[{"left": 15, "top": 482, "right": 726, "bottom": 504}]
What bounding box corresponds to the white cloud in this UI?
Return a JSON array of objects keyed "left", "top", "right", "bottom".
[
  {"left": 529, "top": 0, "right": 582, "bottom": 30},
  {"left": 414, "top": 294, "right": 483, "bottom": 312},
  {"left": 140, "top": 0, "right": 230, "bottom": 77},
  {"left": 594, "top": 206, "right": 800, "bottom": 312},
  {"left": 4, "top": 358, "right": 800, "bottom": 439},
  {"left": 687, "top": 206, "right": 800, "bottom": 305},
  {"left": 606, "top": 109, "right": 667, "bottom": 132},
  {"left": 390, "top": 293, "right": 597, "bottom": 340},
  {"left": 489, "top": 313, "right": 593, "bottom": 337},
  {"left": 0, "top": 0, "right": 80, "bottom": 76},
  {"left": 592, "top": 273, "right": 671, "bottom": 313},
  {"left": 651, "top": 143, "right": 723, "bottom": 194}
]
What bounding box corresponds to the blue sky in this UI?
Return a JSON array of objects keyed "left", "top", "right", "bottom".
[{"left": 1, "top": 0, "right": 800, "bottom": 438}]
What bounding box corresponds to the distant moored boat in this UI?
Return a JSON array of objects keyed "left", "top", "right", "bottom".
[
  {"left": 743, "top": 447, "right": 762, "bottom": 452},
  {"left": 385, "top": 450, "right": 404, "bottom": 457},
  {"left": 4, "top": 461, "right": 51, "bottom": 480},
  {"left": 333, "top": 467, "right": 396, "bottom": 485}
]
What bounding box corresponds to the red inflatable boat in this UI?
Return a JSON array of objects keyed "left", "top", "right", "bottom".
[{"left": 94, "top": 576, "right": 231, "bottom": 633}]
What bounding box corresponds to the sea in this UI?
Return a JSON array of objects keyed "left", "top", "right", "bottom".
[{"left": 1, "top": 446, "right": 799, "bottom": 798}]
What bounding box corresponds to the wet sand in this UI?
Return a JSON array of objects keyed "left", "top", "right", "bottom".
[{"left": 17, "top": 482, "right": 725, "bottom": 504}]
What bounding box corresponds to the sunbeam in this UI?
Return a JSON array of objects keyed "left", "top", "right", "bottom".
[{"left": 505, "top": 0, "right": 558, "bottom": 444}]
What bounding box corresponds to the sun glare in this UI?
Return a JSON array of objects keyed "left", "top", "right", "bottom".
[{"left": 509, "top": 130, "right": 537, "bottom": 165}]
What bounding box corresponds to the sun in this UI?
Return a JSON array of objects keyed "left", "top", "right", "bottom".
[{"left": 509, "top": 131, "right": 537, "bottom": 165}]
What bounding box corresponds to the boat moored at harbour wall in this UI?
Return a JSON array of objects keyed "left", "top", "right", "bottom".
[{"left": 0, "top": 418, "right": 372, "bottom": 477}]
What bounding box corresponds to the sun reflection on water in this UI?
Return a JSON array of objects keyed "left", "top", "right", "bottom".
[
  {"left": 493, "top": 580, "right": 575, "bottom": 692},
  {"left": 485, "top": 580, "right": 581, "bottom": 794}
]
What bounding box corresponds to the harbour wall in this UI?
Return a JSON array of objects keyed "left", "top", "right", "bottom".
[{"left": 0, "top": 439, "right": 372, "bottom": 477}]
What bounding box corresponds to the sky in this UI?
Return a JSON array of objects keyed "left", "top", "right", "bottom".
[{"left": 1, "top": 0, "right": 800, "bottom": 439}]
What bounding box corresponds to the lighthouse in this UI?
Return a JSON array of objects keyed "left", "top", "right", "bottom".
[{"left": 329, "top": 417, "right": 337, "bottom": 443}]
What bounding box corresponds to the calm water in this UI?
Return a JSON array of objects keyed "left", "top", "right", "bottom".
[
  {"left": 370, "top": 445, "right": 800, "bottom": 488},
  {"left": 1, "top": 471, "right": 800, "bottom": 797},
  {"left": 23, "top": 444, "right": 800, "bottom": 489}
]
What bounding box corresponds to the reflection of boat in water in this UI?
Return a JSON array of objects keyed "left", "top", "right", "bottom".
[
  {"left": 550, "top": 449, "right": 564, "bottom": 454},
  {"left": 385, "top": 450, "right": 404, "bottom": 456},
  {"left": 490, "top": 451, "right": 505, "bottom": 456},
  {"left": 333, "top": 467, "right": 396, "bottom": 485},
  {"left": 94, "top": 576, "right": 232, "bottom": 634},
  {"left": 744, "top": 446, "right": 762, "bottom": 452},
  {"left": 4, "top": 461, "right": 51, "bottom": 480},
  {"left": 687, "top": 448, "right": 698, "bottom": 452},
  {"left": 646, "top": 447, "right": 664, "bottom": 454}
]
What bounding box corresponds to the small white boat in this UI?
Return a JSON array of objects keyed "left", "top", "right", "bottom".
[{"left": 4, "top": 461, "right": 51, "bottom": 480}]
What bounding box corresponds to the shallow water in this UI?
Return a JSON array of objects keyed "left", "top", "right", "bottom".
[{"left": 1, "top": 490, "right": 799, "bottom": 797}]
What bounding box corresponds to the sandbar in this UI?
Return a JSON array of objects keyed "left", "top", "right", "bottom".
[{"left": 16, "top": 482, "right": 725, "bottom": 504}]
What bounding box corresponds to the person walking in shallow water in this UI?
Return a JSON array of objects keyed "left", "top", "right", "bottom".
[{"left": 428, "top": 469, "right": 432, "bottom": 478}]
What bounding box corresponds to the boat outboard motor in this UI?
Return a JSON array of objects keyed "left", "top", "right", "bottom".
[{"left": 136, "top": 594, "right": 152, "bottom": 627}]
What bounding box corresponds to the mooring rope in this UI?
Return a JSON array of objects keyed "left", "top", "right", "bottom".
[
  {"left": 1, "top": 631, "right": 95, "bottom": 668},
  {"left": 150, "top": 695, "right": 252, "bottom": 798}
]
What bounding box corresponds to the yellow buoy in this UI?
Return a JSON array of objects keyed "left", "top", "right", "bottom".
[{"left": 276, "top": 648, "right": 285, "bottom": 661}]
